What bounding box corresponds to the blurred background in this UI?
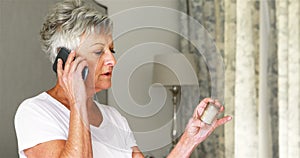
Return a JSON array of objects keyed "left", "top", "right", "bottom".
[{"left": 0, "top": 0, "right": 299, "bottom": 158}]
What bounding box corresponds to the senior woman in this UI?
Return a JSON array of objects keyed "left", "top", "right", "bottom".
[{"left": 14, "top": 0, "right": 231, "bottom": 157}]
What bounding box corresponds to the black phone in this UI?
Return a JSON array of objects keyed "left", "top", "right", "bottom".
[{"left": 52, "top": 47, "right": 88, "bottom": 80}]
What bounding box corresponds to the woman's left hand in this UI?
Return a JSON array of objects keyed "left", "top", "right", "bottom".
[
  {"left": 167, "top": 98, "right": 232, "bottom": 158},
  {"left": 184, "top": 98, "right": 232, "bottom": 146}
]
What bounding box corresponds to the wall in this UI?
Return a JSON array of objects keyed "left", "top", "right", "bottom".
[
  {"left": 0, "top": 0, "right": 59, "bottom": 157},
  {"left": 96, "top": 0, "right": 181, "bottom": 157}
]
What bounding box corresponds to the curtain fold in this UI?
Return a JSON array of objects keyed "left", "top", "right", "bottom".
[
  {"left": 235, "top": 0, "right": 258, "bottom": 157},
  {"left": 179, "top": 0, "right": 226, "bottom": 157},
  {"left": 224, "top": 0, "right": 236, "bottom": 157},
  {"left": 277, "top": 1, "right": 289, "bottom": 157},
  {"left": 277, "top": 0, "right": 300, "bottom": 157},
  {"left": 179, "top": 0, "right": 300, "bottom": 158}
]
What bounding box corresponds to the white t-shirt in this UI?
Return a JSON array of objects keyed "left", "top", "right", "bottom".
[{"left": 14, "top": 92, "right": 137, "bottom": 158}]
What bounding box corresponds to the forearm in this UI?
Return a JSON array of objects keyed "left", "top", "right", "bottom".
[
  {"left": 167, "top": 133, "right": 197, "bottom": 158},
  {"left": 60, "top": 103, "right": 92, "bottom": 158},
  {"left": 132, "top": 146, "right": 144, "bottom": 158}
]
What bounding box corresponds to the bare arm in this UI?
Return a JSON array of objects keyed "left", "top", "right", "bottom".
[
  {"left": 24, "top": 108, "right": 92, "bottom": 158},
  {"left": 167, "top": 98, "right": 232, "bottom": 158},
  {"left": 132, "top": 146, "right": 144, "bottom": 158},
  {"left": 24, "top": 52, "right": 93, "bottom": 158},
  {"left": 131, "top": 98, "right": 231, "bottom": 158}
]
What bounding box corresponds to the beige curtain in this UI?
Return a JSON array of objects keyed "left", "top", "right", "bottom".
[
  {"left": 277, "top": 0, "right": 300, "bottom": 158},
  {"left": 180, "top": 0, "right": 300, "bottom": 158}
]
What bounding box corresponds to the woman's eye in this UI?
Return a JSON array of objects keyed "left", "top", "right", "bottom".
[
  {"left": 95, "top": 49, "right": 115, "bottom": 55},
  {"left": 95, "top": 50, "right": 103, "bottom": 55}
]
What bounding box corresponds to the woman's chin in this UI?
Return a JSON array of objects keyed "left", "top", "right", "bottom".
[{"left": 95, "top": 84, "right": 111, "bottom": 92}]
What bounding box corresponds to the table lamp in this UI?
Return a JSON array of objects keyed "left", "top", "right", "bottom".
[{"left": 152, "top": 53, "right": 198, "bottom": 147}]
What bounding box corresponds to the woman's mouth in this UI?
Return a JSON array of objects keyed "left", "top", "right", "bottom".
[{"left": 101, "top": 72, "right": 112, "bottom": 77}]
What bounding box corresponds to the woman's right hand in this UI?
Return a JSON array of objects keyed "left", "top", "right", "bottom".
[
  {"left": 24, "top": 51, "right": 92, "bottom": 158},
  {"left": 56, "top": 51, "right": 88, "bottom": 110}
]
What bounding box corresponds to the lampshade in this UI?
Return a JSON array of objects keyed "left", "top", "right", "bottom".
[{"left": 152, "top": 53, "right": 198, "bottom": 86}]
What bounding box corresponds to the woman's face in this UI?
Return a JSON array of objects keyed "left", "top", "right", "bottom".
[{"left": 76, "top": 32, "right": 116, "bottom": 94}]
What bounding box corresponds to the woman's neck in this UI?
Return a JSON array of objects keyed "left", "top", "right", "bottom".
[
  {"left": 46, "top": 83, "right": 94, "bottom": 109},
  {"left": 46, "top": 83, "right": 103, "bottom": 127},
  {"left": 46, "top": 84, "right": 69, "bottom": 108}
]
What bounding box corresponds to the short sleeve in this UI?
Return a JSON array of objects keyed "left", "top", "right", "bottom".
[
  {"left": 120, "top": 116, "right": 137, "bottom": 148},
  {"left": 14, "top": 100, "right": 67, "bottom": 155}
]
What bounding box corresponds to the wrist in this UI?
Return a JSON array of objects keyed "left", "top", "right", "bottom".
[
  {"left": 168, "top": 132, "right": 197, "bottom": 158},
  {"left": 179, "top": 132, "right": 198, "bottom": 154},
  {"left": 70, "top": 102, "right": 89, "bottom": 127}
]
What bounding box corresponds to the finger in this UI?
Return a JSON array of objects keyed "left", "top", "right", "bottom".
[
  {"left": 193, "top": 98, "right": 213, "bottom": 118},
  {"left": 187, "top": 118, "right": 207, "bottom": 136},
  {"left": 64, "top": 51, "right": 76, "bottom": 73},
  {"left": 219, "top": 105, "right": 225, "bottom": 113},
  {"left": 202, "top": 98, "right": 214, "bottom": 104},
  {"left": 213, "top": 99, "right": 222, "bottom": 108},
  {"left": 215, "top": 115, "right": 232, "bottom": 128},
  {"left": 77, "top": 60, "right": 89, "bottom": 80},
  {"left": 69, "top": 56, "right": 86, "bottom": 74},
  {"left": 191, "top": 118, "right": 208, "bottom": 128},
  {"left": 210, "top": 99, "right": 225, "bottom": 113},
  {"left": 77, "top": 59, "right": 88, "bottom": 73},
  {"left": 190, "top": 119, "right": 202, "bottom": 127},
  {"left": 193, "top": 103, "right": 206, "bottom": 119},
  {"left": 57, "top": 59, "right": 64, "bottom": 83}
]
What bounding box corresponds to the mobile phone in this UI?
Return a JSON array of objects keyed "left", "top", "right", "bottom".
[{"left": 52, "top": 47, "right": 88, "bottom": 80}]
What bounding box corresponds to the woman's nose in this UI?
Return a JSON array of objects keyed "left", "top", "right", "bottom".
[{"left": 104, "top": 51, "right": 116, "bottom": 66}]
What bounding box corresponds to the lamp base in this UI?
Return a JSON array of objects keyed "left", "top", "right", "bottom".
[{"left": 169, "top": 85, "right": 181, "bottom": 147}]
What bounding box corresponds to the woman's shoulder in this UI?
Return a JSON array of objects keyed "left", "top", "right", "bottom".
[
  {"left": 15, "top": 92, "right": 66, "bottom": 119},
  {"left": 17, "top": 92, "right": 48, "bottom": 111}
]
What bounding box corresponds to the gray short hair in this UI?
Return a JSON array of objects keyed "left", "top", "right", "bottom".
[{"left": 40, "top": 0, "right": 112, "bottom": 63}]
